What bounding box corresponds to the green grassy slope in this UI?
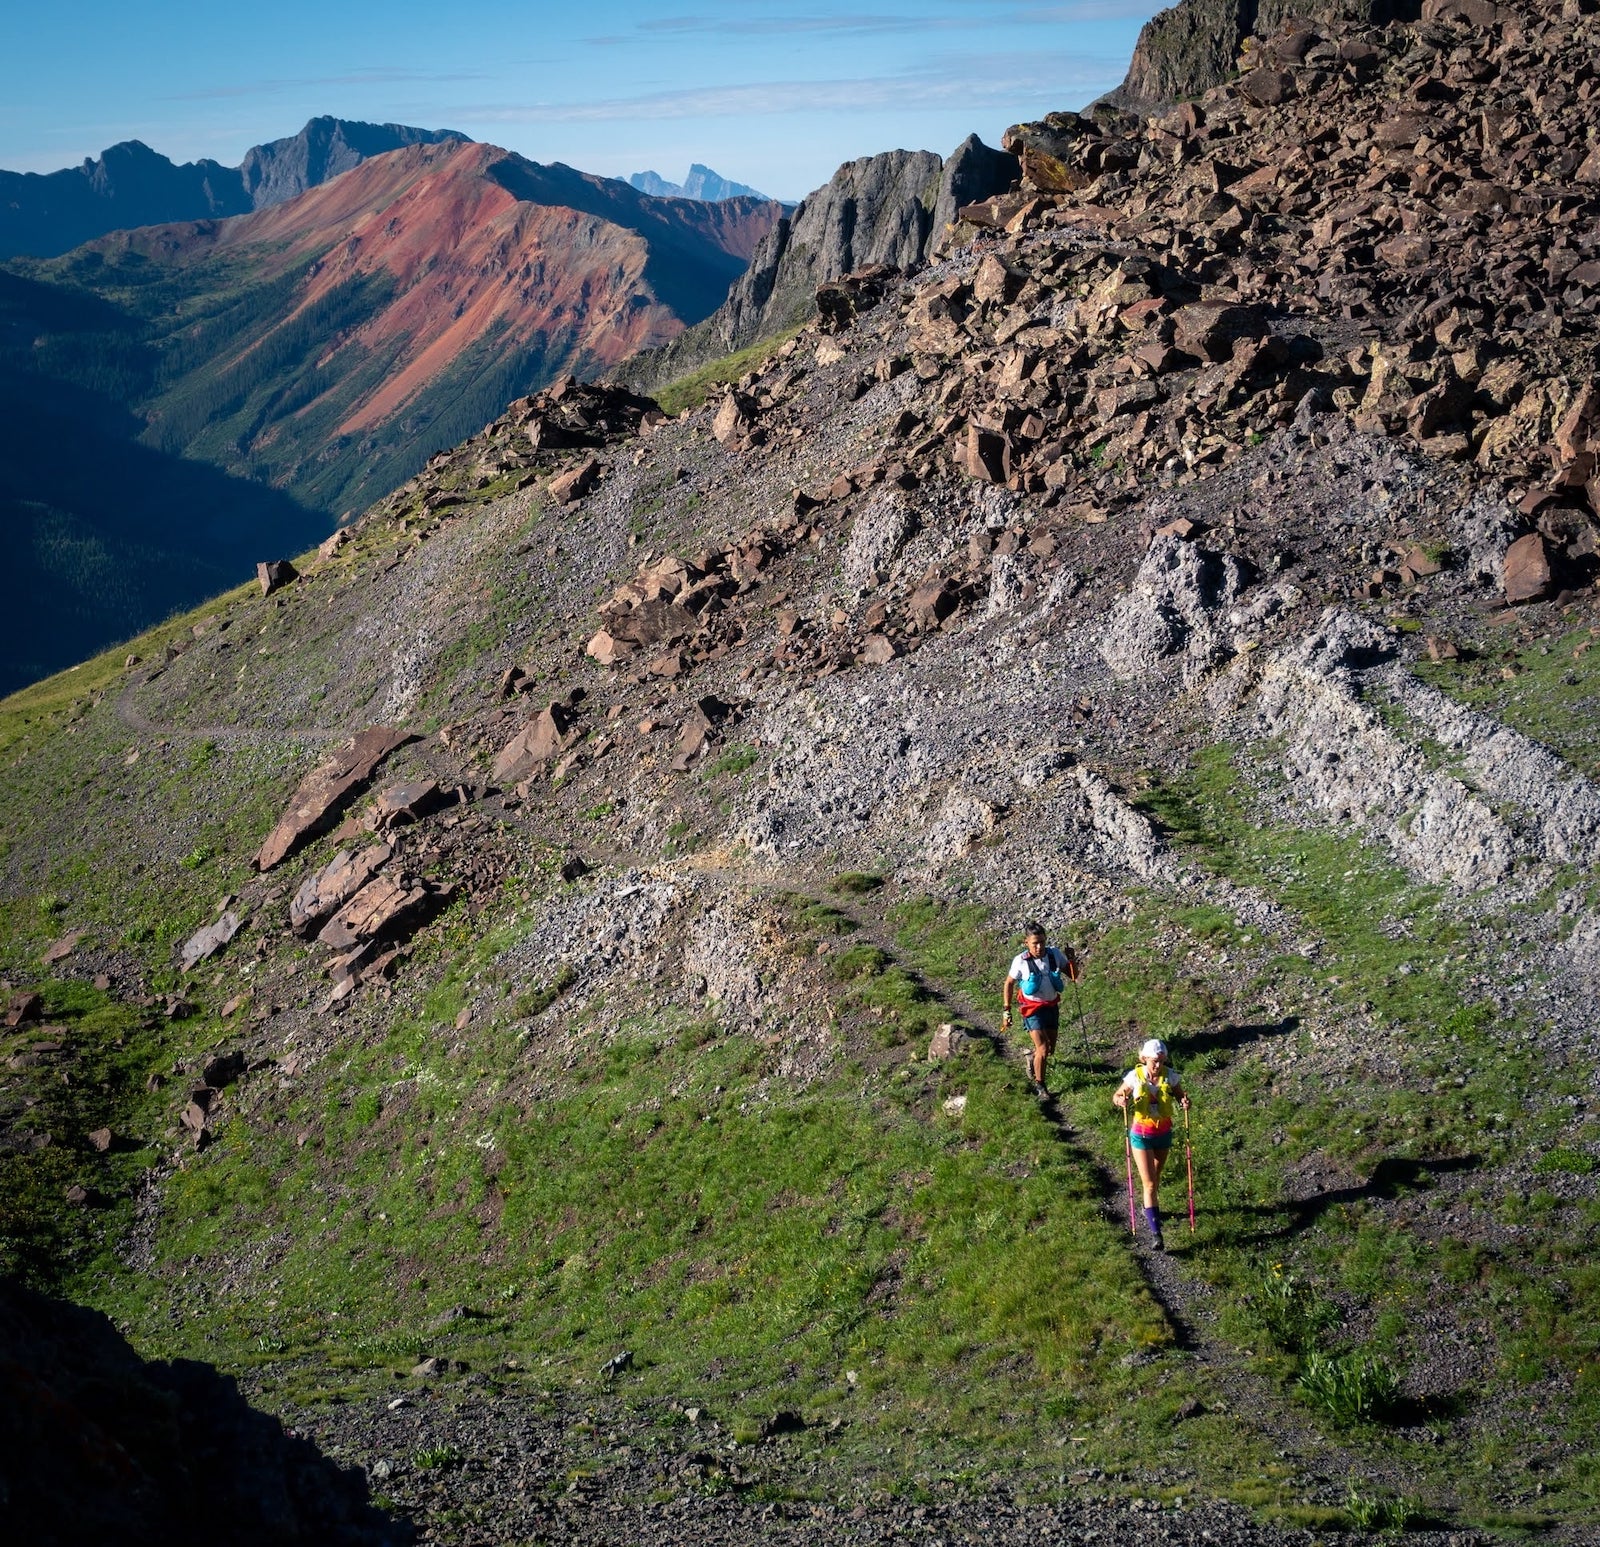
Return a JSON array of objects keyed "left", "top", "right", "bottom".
[{"left": 2, "top": 349, "right": 1599, "bottom": 1543}]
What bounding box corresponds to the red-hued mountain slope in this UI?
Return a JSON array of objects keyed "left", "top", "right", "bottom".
[{"left": 27, "top": 140, "right": 784, "bottom": 515}]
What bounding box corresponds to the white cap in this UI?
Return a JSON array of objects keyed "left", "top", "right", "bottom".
[{"left": 1139, "top": 1038, "right": 1168, "bottom": 1059}]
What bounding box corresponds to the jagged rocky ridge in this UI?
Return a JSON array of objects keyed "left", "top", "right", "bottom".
[
  {"left": 0, "top": 117, "right": 468, "bottom": 259},
  {"left": 618, "top": 135, "right": 1019, "bottom": 392},
  {"left": 1107, "top": 0, "right": 1424, "bottom": 111}
]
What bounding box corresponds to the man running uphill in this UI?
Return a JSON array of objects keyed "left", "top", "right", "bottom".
[
  {"left": 1113, "top": 1039, "right": 1190, "bottom": 1251},
  {"left": 1000, "top": 921, "right": 1077, "bottom": 1099}
]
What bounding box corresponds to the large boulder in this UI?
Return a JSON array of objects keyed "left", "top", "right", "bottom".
[
  {"left": 256, "top": 559, "right": 298, "bottom": 596},
  {"left": 290, "top": 843, "right": 393, "bottom": 934},
  {"left": 252, "top": 726, "right": 409, "bottom": 871},
  {"left": 492, "top": 703, "right": 570, "bottom": 784},
  {"left": 179, "top": 911, "right": 242, "bottom": 972},
  {"left": 1503, "top": 533, "right": 1553, "bottom": 604},
  {"left": 316, "top": 872, "right": 450, "bottom": 952}
]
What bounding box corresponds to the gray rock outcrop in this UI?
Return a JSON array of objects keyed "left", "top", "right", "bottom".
[
  {"left": 1104, "top": 0, "right": 1421, "bottom": 113},
  {"left": 619, "top": 137, "right": 1016, "bottom": 392},
  {"left": 238, "top": 117, "right": 466, "bottom": 209},
  {"left": 1099, "top": 534, "right": 1248, "bottom": 684},
  {"left": 931, "top": 134, "right": 1022, "bottom": 254},
  {"left": 1250, "top": 611, "right": 1519, "bottom": 890}
]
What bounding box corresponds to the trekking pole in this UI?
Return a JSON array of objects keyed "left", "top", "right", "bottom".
[
  {"left": 1123, "top": 1105, "right": 1137, "bottom": 1237},
  {"left": 1184, "top": 1105, "right": 1196, "bottom": 1234},
  {"left": 1069, "top": 973, "right": 1089, "bottom": 1058}
]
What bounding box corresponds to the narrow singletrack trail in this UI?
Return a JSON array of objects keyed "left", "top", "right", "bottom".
[
  {"left": 650, "top": 853, "right": 1419, "bottom": 1505},
  {"left": 115, "top": 670, "right": 341, "bottom": 749}
]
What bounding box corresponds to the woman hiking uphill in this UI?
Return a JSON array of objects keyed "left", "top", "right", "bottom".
[
  {"left": 1113, "top": 1039, "right": 1190, "bottom": 1251},
  {"left": 1000, "top": 921, "right": 1078, "bottom": 1099}
]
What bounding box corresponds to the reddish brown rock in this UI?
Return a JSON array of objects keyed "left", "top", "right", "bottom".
[
  {"left": 909, "top": 580, "right": 959, "bottom": 631},
  {"left": 253, "top": 726, "right": 410, "bottom": 871},
  {"left": 1503, "top": 534, "right": 1553, "bottom": 605},
  {"left": 965, "top": 424, "right": 1009, "bottom": 483},
  {"left": 368, "top": 778, "right": 444, "bottom": 831},
  {"left": 860, "top": 634, "right": 898, "bottom": 666},
  {"left": 585, "top": 630, "right": 632, "bottom": 667},
  {"left": 1238, "top": 69, "right": 1294, "bottom": 107},
  {"left": 492, "top": 704, "right": 571, "bottom": 784},
  {"left": 291, "top": 843, "right": 394, "bottom": 934},
  {"left": 41, "top": 930, "right": 84, "bottom": 964},
  {"left": 1172, "top": 303, "right": 1266, "bottom": 363},
  {"left": 549, "top": 458, "right": 600, "bottom": 505},
  {"left": 256, "top": 559, "right": 299, "bottom": 596},
  {"left": 1378, "top": 234, "right": 1433, "bottom": 268},
  {"left": 670, "top": 695, "right": 733, "bottom": 772},
  {"left": 973, "top": 254, "right": 1024, "bottom": 306},
  {"left": 1554, "top": 382, "right": 1600, "bottom": 462},
  {"left": 317, "top": 872, "right": 449, "bottom": 952},
  {"left": 5, "top": 992, "right": 44, "bottom": 1028},
  {"left": 712, "top": 391, "right": 757, "bottom": 447}
]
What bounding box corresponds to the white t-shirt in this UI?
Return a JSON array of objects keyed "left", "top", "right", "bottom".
[{"left": 1007, "top": 947, "right": 1068, "bottom": 1007}]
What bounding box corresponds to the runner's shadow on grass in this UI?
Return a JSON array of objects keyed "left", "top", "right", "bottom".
[
  {"left": 1224, "top": 1153, "right": 1484, "bottom": 1246},
  {"left": 1171, "top": 1016, "right": 1300, "bottom": 1060}
]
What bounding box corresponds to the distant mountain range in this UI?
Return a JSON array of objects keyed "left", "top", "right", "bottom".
[
  {"left": 0, "top": 118, "right": 468, "bottom": 259},
  {"left": 628, "top": 165, "right": 770, "bottom": 202},
  {"left": 0, "top": 139, "right": 784, "bottom": 691}
]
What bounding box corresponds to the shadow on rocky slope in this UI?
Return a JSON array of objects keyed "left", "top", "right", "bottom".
[{"left": 0, "top": 1277, "right": 403, "bottom": 1546}]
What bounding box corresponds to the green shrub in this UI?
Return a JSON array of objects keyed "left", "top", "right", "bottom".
[
  {"left": 514, "top": 964, "right": 576, "bottom": 1020},
  {"left": 705, "top": 744, "right": 759, "bottom": 779},
  {"left": 1297, "top": 1348, "right": 1400, "bottom": 1426},
  {"left": 416, "top": 1443, "right": 463, "bottom": 1469},
  {"left": 1534, "top": 1146, "right": 1596, "bottom": 1176},
  {"left": 832, "top": 945, "right": 891, "bottom": 981},
  {"left": 798, "top": 901, "right": 856, "bottom": 935},
  {"left": 1252, "top": 1263, "right": 1336, "bottom": 1353},
  {"left": 1345, "top": 1483, "right": 1416, "bottom": 1532}
]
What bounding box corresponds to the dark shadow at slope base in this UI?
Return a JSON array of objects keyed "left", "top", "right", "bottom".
[{"left": 0, "top": 1277, "right": 406, "bottom": 1546}]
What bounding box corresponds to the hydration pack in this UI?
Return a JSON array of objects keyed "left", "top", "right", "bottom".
[{"left": 1020, "top": 948, "right": 1067, "bottom": 1000}]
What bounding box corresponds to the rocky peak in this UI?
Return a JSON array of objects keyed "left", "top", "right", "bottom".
[
  {"left": 0, "top": 116, "right": 470, "bottom": 259},
  {"left": 629, "top": 164, "right": 772, "bottom": 201},
  {"left": 1108, "top": 0, "right": 1422, "bottom": 111},
  {"left": 235, "top": 117, "right": 468, "bottom": 210},
  {"left": 619, "top": 137, "right": 1018, "bottom": 391}
]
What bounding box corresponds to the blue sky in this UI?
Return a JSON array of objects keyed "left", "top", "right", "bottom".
[{"left": 2, "top": 1, "right": 1162, "bottom": 201}]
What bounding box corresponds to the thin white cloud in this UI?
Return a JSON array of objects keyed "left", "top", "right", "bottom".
[
  {"left": 460, "top": 53, "right": 1123, "bottom": 126},
  {"left": 602, "top": 1, "right": 1158, "bottom": 40}
]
